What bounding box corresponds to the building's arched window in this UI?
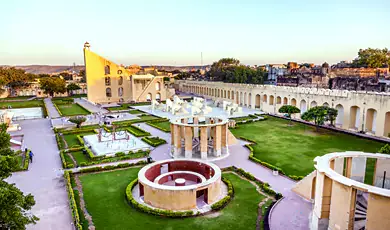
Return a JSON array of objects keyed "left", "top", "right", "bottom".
[
  {"left": 118, "top": 87, "right": 123, "bottom": 97},
  {"left": 105, "top": 65, "right": 110, "bottom": 75},
  {"left": 106, "top": 88, "right": 112, "bottom": 97},
  {"left": 117, "top": 70, "right": 122, "bottom": 74},
  {"left": 146, "top": 93, "right": 152, "bottom": 101},
  {"left": 105, "top": 76, "right": 111, "bottom": 86},
  {"left": 118, "top": 76, "right": 123, "bottom": 85},
  {"left": 156, "top": 93, "right": 161, "bottom": 101},
  {"left": 155, "top": 82, "right": 161, "bottom": 91}
]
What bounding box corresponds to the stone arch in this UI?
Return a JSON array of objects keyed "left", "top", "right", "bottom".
[
  {"left": 365, "top": 108, "right": 377, "bottom": 133},
  {"left": 335, "top": 104, "right": 344, "bottom": 127},
  {"left": 255, "top": 94, "right": 261, "bottom": 108},
  {"left": 310, "top": 101, "right": 317, "bottom": 108},
  {"left": 384, "top": 112, "right": 390, "bottom": 137},
  {"left": 283, "top": 97, "right": 288, "bottom": 105},
  {"left": 118, "top": 76, "right": 123, "bottom": 85},
  {"left": 104, "top": 65, "right": 110, "bottom": 75},
  {"left": 244, "top": 92, "right": 247, "bottom": 106},
  {"left": 291, "top": 98, "right": 297, "bottom": 106},
  {"left": 236, "top": 92, "right": 239, "bottom": 104},
  {"left": 269, "top": 95, "right": 274, "bottom": 105},
  {"left": 118, "top": 87, "right": 123, "bottom": 97},
  {"left": 248, "top": 93, "right": 252, "bottom": 107},
  {"left": 240, "top": 92, "right": 243, "bottom": 105},
  {"left": 349, "top": 106, "right": 360, "bottom": 130},
  {"left": 323, "top": 102, "right": 329, "bottom": 107},
  {"left": 146, "top": 93, "right": 152, "bottom": 101},
  {"left": 105, "top": 76, "right": 111, "bottom": 86},
  {"left": 156, "top": 92, "right": 161, "bottom": 101},
  {"left": 276, "top": 96, "right": 282, "bottom": 104},
  {"left": 231, "top": 90, "right": 234, "bottom": 100},
  {"left": 263, "top": 94, "right": 267, "bottom": 103},
  {"left": 300, "top": 100, "right": 307, "bottom": 114}
]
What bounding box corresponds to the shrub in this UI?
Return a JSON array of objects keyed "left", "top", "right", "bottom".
[
  {"left": 125, "top": 178, "right": 194, "bottom": 217},
  {"left": 115, "top": 152, "right": 126, "bottom": 157},
  {"left": 69, "top": 116, "right": 87, "bottom": 128},
  {"left": 379, "top": 144, "right": 390, "bottom": 154},
  {"left": 55, "top": 133, "right": 65, "bottom": 150},
  {"left": 126, "top": 125, "right": 151, "bottom": 137},
  {"left": 142, "top": 136, "right": 167, "bottom": 147},
  {"left": 64, "top": 171, "right": 83, "bottom": 230}
]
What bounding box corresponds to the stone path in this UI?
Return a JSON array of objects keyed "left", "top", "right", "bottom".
[
  {"left": 44, "top": 98, "right": 60, "bottom": 118},
  {"left": 7, "top": 119, "right": 73, "bottom": 230},
  {"left": 74, "top": 98, "right": 108, "bottom": 114}
]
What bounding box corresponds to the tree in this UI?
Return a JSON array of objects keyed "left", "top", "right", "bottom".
[
  {"left": 325, "top": 107, "right": 338, "bottom": 127},
  {"left": 379, "top": 144, "right": 390, "bottom": 154},
  {"left": 66, "top": 83, "right": 81, "bottom": 96},
  {"left": 0, "top": 67, "right": 33, "bottom": 89},
  {"left": 0, "top": 123, "right": 38, "bottom": 229},
  {"left": 68, "top": 116, "right": 86, "bottom": 128},
  {"left": 39, "top": 77, "right": 66, "bottom": 97},
  {"left": 278, "top": 105, "right": 300, "bottom": 125},
  {"left": 301, "top": 106, "right": 328, "bottom": 132},
  {"left": 352, "top": 48, "right": 390, "bottom": 68}
]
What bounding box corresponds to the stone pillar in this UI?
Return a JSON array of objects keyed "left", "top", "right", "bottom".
[
  {"left": 311, "top": 171, "right": 333, "bottom": 230},
  {"left": 185, "top": 126, "right": 193, "bottom": 158},
  {"left": 193, "top": 117, "right": 199, "bottom": 138},
  {"left": 200, "top": 126, "right": 208, "bottom": 160},
  {"left": 333, "top": 157, "right": 344, "bottom": 175},
  {"left": 205, "top": 117, "right": 210, "bottom": 137},
  {"left": 221, "top": 124, "right": 228, "bottom": 155},
  {"left": 173, "top": 125, "right": 181, "bottom": 157},
  {"left": 345, "top": 157, "right": 353, "bottom": 178},
  {"left": 170, "top": 123, "right": 174, "bottom": 148},
  {"left": 214, "top": 125, "right": 221, "bottom": 157},
  {"left": 374, "top": 158, "right": 390, "bottom": 189},
  {"left": 351, "top": 157, "right": 367, "bottom": 183}
]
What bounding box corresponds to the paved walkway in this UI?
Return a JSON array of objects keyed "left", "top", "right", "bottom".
[
  {"left": 7, "top": 119, "right": 73, "bottom": 230},
  {"left": 74, "top": 98, "right": 108, "bottom": 114},
  {"left": 68, "top": 157, "right": 147, "bottom": 173},
  {"left": 44, "top": 98, "right": 60, "bottom": 118}
]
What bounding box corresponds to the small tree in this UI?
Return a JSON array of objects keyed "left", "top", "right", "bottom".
[
  {"left": 68, "top": 116, "right": 86, "bottom": 128},
  {"left": 278, "top": 105, "right": 300, "bottom": 125},
  {"left": 66, "top": 83, "right": 81, "bottom": 96},
  {"left": 301, "top": 106, "right": 328, "bottom": 132},
  {"left": 325, "top": 107, "right": 338, "bottom": 127}
]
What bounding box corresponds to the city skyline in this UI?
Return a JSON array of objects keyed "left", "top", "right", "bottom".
[{"left": 1, "top": 0, "right": 389, "bottom": 66}]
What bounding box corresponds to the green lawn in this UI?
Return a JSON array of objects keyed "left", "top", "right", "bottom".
[
  {"left": 70, "top": 151, "right": 89, "bottom": 165},
  {"left": 0, "top": 96, "right": 34, "bottom": 101},
  {"left": 0, "top": 100, "right": 44, "bottom": 109},
  {"left": 63, "top": 132, "right": 95, "bottom": 148},
  {"left": 231, "top": 117, "right": 383, "bottom": 178},
  {"left": 147, "top": 121, "right": 171, "bottom": 132},
  {"left": 80, "top": 169, "right": 265, "bottom": 230},
  {"left": 56, "top": 103, "right": 90, "bottom": 116},
  {"left": 129, "top": 109, "right": 144, "bottom": 114},
  {"left": 113, "top": 115, "right": 160, "bottom": 125}
]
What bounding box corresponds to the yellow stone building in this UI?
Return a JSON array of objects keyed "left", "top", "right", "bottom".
[{"left": 83, "top": 42, "right": 175, "bottom": 104}]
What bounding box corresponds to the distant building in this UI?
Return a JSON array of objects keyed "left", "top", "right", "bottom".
[{"left": 83, "top": 42, "right": 175, "bottom": 104}]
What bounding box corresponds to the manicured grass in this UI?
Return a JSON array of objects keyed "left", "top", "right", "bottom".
[
  {"left": 113, "top": 115, "right": 160, "bottom": 125},
  {"left": 15, "top": 155, "right": 24, "bottom": 169},
  {"left": 70, "top": 151, "right": 89, "bottom": 165},
  {"left": 230, "top": 117, "right": 383, "bottom": 177},
  {"left": 147, "top": 121, "right": 171, "bottom": 132},
  {"left": 141, "top": 136, "right": 166, "bottom": 147},
  {"left": 0, "top": 100, "right": 44, "bottom": 109},
  {"left": 80, "top": 169, "right": 265, "bottom": 230},
  {"left": 0, "top": 96, "right": 34, "bottom": 101},
  {"left": 56, "top": 103, "right": 90, "bottom": 116},
  {"left": 63, "top": 132, "right": 95, "bottom": 148},
  {"left": 63, "top": 153, "right": 74, "bottom": 166},
  {"left": 129, "top": 109, "right": 144, "bottom": 114},
  {"left": 260, "top": 199, "right": 274, "bottom": 230}
]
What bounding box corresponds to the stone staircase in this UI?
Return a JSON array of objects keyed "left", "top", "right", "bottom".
[{"left": 354, "top": 192, "right": 367, "bottom": 230}]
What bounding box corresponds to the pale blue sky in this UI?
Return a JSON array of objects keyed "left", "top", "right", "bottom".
[{"left": 0, "top": 0, "right": 389, "bottom": 66}]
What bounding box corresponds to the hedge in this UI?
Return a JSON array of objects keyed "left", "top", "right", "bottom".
[
  {"left": 77, "top": 161, "right": 148, "bottom": 173},
  {"left": 55, "top": 133, "right": 65, "bottom": 150},
  {"left": 141, "top": 136, "right": 167, "bottom": 147},
  {"left": 112, "top": 117, "right": 167, "bottom": 127},
  {"left": 146, "top": 121, "right": 170, "bottom": 133},
  {"left": 125, "top": 178, "right": 194, "bottom": 217},
  {"left": 53, "top": 103, "right": 63, "bottom": 116},
  {"left": 242, "top": 140, "right": 304, "bottom": 181},
  {"left": 14, "top": 150, "right": 31, "bottom": 172},
  {"left": 78, "top": 150, "right": 149, "bottom": 167},
  {"left": 126, "top": 125, "right": 151, "bottom": 137},
  {"left": 64, "top": 171, "right": 83, "bottom": 230},
  {"left": 211, "top": 176, "right": 234, "bottom": 210},
  {"left": 61, "top": 128, "right": 98, "bottom": 135},
  {"left": 60, "top": 150, "right": 74, "bottom": 169},
  {"left": 224, "top": 167, "right": 282, "bottom": 199}
]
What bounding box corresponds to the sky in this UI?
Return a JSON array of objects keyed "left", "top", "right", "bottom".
[{"left": 0, "top": 0, "right": 389, "bottom": 66}]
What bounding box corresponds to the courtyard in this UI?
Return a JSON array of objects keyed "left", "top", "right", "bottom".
[{"left": 230, "top": 116, "right": 383, "bottom": 182}]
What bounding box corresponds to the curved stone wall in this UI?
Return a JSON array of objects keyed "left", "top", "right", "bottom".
[{"left": 138, "top": 159, "right": 222, "bottom": 211}]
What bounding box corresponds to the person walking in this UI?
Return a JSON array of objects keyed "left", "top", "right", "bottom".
[{"left": 29, "top": 151, "right": 34, "bottom": 163}]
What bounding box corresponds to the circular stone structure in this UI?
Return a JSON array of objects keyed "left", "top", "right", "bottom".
[
  {"left": 309, "top": 152, "right": 390, "bottom": 230},
  {"left": 137, "top": 159, "right": 222, "bottom": 211},
  {"left": 169, "top": 116, "right": 230, "bottom": 160}
]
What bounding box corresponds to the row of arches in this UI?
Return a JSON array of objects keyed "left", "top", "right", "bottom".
[{"left": 183, "top": 84, "right": 390, "bottom": 137}]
